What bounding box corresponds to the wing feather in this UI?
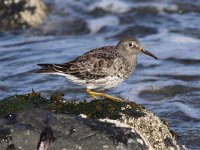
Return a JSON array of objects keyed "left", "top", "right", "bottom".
[{"left": 37, "top": 46, "right": 123, "bottom": 80}]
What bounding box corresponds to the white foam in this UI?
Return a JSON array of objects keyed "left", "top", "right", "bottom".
[
  {"left": 87, "top": 16, "right": 119, "bottom": 33},
  {"left": 173, "top": 102, "right": 200, "bottom": 120},
  {"left": 116, "top": 82, "right": 157, "bottom": 103},
  {"left": 167, "top": 34, "right": 200, "bottom": 43},
  {"left": 131, "top": 2, "right": 178, "bottom": 13},
  {"left": 88, "top": 0, "right": 131, "bottom": 13}
]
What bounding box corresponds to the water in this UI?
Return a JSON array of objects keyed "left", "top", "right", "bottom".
[{"left": 0, "top": 0, "right": 200, "bottom": 149}]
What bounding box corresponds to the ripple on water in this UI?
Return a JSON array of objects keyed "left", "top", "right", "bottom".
[{"left": 138, "top": 85, "right": 200, "bottom": 101}]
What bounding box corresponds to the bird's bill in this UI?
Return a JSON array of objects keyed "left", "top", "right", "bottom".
[{"left": 140, "top": 48, "right": 158, "bottom": 60}]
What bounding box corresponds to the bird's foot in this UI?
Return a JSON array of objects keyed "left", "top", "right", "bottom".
[{"left": 86, "top": 88, "right": 123, "bottom": 102}]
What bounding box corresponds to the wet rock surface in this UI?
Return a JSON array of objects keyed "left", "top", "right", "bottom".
[
  {"left": 0, "top": 0, "right": 47, "bottom": 30},
  {"left": 1, "top": 108, "right": 148, "bottom": 150},
  {"left": 0, "top": 92, "right": 185, "bottom": 150}
]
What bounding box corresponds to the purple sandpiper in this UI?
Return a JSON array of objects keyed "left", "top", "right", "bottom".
[{"left": 37, "top": 37, "right": 157, "bottom": 102}]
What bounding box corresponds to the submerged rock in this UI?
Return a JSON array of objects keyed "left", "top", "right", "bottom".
[
  {"left": 111, "top": 25, "right": 158, "bottom": 39},
  {"left": 0, "top": 92, "right": 185, "bottom": 150},
  {"left": 0, "top": 0, "right": 47, "bottom": 30}
]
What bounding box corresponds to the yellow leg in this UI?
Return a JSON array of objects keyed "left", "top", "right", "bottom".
[{"left": 86, "top": 88, "right": 123, "bottom": 102}]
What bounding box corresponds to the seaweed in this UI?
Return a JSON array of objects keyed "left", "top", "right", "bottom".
[
  {"left": 0, "top": 91, "right": 145, "bottom": 119},
  {"left": 0, "top": 90, "right": 48, "bottom": 116}
]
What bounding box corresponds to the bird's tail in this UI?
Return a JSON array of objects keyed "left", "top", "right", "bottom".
[
  {"left": 36, "top": 64, "right": 55, "bottom": 73},
  {"left": 36, "top": 64, "right": 68, "bottom": 74}
]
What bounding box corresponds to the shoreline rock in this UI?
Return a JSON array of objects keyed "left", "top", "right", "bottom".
[
  {"left": 0, "top": 0, "right": 47, "bottom": 30},
  {"left": 0, "top": 92, "right": 185, "bottom": 150}
]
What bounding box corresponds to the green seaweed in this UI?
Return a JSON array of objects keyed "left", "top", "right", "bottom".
[
  {"left": 0, "top": 91, "right": 144, "bottom": 119},
  {"left": 0, "top": 90, "right": 48, "bottom": 116},
  {"left": 49, "top": 94, "right": 145, "bottom": 119}
]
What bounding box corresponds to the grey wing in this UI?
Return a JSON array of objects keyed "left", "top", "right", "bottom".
[
  {"left": 45, "top": 46, "right": 125, "bottom": 80},
  {"left": 65, "top": 51, "right": 119, "bottom": 80}
]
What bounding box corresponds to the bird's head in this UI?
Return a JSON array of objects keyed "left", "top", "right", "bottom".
[{"left": 116, "top": 37, "right": 157, "bottom": 60}]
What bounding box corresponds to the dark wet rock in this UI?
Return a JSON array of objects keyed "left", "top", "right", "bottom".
[
  {"left": 164, "top": 57, "right": 200, "bottom": 65},
  {"left": 6, "top": 144, "right": 16, "bottom": 150},
  {"left": 0, "top": 128, "right": 12, "bottom": 144},
  {"left": 131, "top": 6, "right": 160, "bottom": 15},
  {"left": 0, "top": 92, "right": 185, "bottom": 150},
  {"left": 41, "top": 18, "right": 90, "bottom": 36},
  {"left": 0, "top": 108, "right": 147, "bottom": 150},
  {"left": 174, "top": 1, "right": 200, "bottom": 13},
  {"left": 158, "top": 74, "right": 200, "bottom": 82},
  {"left": 87, "top": 7, "right": 109, "bottom": 17},
  {"left": 171, "top": 28, "right": 200, "bottom": 39},
  {"left": 0, "top": 128, "right": 14, "bottom": 150},
  {"left": 35, "top": 0, "right": 90, "bottom": 36},
  {"left": 0, "top": 0, "right": 47, "bottom": 30},
  {"left": 37, "top": 126, "right": 56, "bottom": 150},
  {"left": 3, "top": 114, "right": 17, "bottom": 125},
  {"left": 111, "top": 25, "right": 157, "bottom": 39}
]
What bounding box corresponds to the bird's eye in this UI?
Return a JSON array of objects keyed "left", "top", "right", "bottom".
[{"left": 129, "top": 43, "right": 133, "bottom": 47}]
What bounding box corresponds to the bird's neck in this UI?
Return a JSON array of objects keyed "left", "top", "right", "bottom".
[
  {"left": 117, "top": 47, "right": 136, "bottom": 61},
  {"left": 126, "top": 54, "right": 137, "bottom": 68},
  {"left": 120, "top": 51, "right": 137, "bottom": 67}
]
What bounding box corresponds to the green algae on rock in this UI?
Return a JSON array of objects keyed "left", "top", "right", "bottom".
[
  {"left": 49, "top": 94, "right": 145, "bottom": 119},
  {"left": 0, "top": 90, "right": 48, "bottom": 116}
]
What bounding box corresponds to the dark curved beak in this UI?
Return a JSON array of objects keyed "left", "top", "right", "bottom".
[{"left": 140, "top": 48, "right": 158, "bottom": 60}]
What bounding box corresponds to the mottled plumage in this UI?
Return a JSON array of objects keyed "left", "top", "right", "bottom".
[{"left": 37, "top": 37, "right": 157, "bottom": 101}]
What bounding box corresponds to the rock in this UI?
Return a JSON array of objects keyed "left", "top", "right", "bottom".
[
  {"left": 0, "top": 92, "right": 185, "bottom": 150},
  {"left": 37, "top": 126, "right": 56, "bottom": 150},
  {"left": 42, "top": 18, "right": 90, "bottom": 36},
  {"left": 0, "top": 0, "right": 47, "bottom": 30},
  {"left": 0, "top": 108, "right": 148, "bottom": 150}
]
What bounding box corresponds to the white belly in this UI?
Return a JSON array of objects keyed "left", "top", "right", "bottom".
[
  {"left": 85, "top": 76, "right": 124, "bottom": 90},
  {"left": 43, "top": 72, "right": 124, "bottom": 90},
  {"left": 65, "top": 74, "right": 124, "bottom": 90},
  {"left": 43, "top": 73, "right": 124, "bottom": 90}
]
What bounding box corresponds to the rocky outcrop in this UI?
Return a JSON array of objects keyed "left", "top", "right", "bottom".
[
  {"left": 0, "top": 92, "right": 185, "bottom": 150},
  {"left": 0, "top": 0, "right": 47, "bottom": 30}
]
